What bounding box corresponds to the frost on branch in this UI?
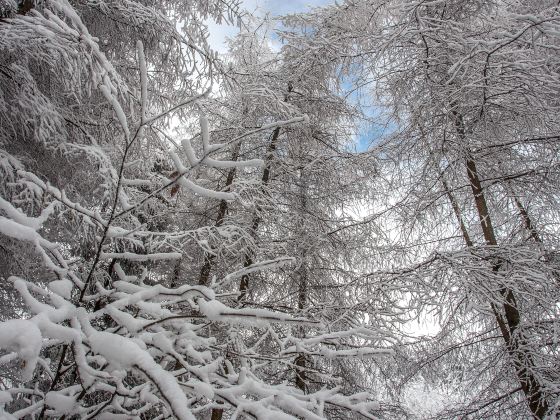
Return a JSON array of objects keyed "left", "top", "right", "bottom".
[
  {"left": 168, "top": 115, "right": 267, "bottom": 202},
  {"left": 0, "top": 263, "right": 389, "bottom": 419},
  {"left": 0, "top": 0, "right": 394, "bottom": 418}
]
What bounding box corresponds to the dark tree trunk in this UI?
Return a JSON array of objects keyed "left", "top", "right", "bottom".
[
  {"left": 198, "top": 144, "right": 241, "bottom": 286},
  {"left": 238, "top": 126, "right": 281, "bottom": 302},
  {"left": 465, "top": 156, "right": 548, "bottom": 419},
  {"left": 452, "top": 110, "right": 549, "bottom": 418}
]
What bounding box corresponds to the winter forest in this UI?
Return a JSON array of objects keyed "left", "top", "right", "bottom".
[{"left": 0, "top": 0, "right": 559, "bottom": 418}]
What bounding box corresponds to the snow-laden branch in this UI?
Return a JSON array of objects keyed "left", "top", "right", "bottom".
[
  {"left": 99, "top": 251, "right": 182, "bottom": 261},
  {"left": 219, "top": 256, "right": 296, "bottom": 287},
  {"left": 0, "top": 258, "right": 386, "bottom": 419},
  {"left": 16, "top": 170, "right": 108, "bottom": 227},
  {"left": 197, "top": 299, "right": 321, "bottom": 326}
]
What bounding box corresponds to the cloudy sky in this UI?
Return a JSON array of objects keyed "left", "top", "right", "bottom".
[{"left": 207, "top": 0, "right": 333, "bottom": 52}]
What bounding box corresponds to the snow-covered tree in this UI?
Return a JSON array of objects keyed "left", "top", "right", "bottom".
[
  {"left": 281, "top": 0, "right": 560, "bottom": 417},
  {"left": 0, "top": 2, "right": 392, "bottom": 419}
]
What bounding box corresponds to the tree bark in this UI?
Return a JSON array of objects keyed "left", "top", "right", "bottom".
[
  {"left": 209, "top": 110, "right": 283, "bottom": 420},
  {"left": 441, "top": 177, "right": 473, "bottom": 247},
  {"left": 238, "top": 83, "right": 293, "bottom": 302},
  {"left": 238, "top": 126, "right": 281, "bottom": 302},
  {"left": 213, "top": 89, "right": 291, "bottom": 420},
  {"left": 295, "top": 265, "right": 308, "bottom": 392},
  {"left": 198, "top": 143, "right": 241, "bottom": 286},
  {"left": 18, "top": 0, "right": 34, "bottom": 15},
  {"left": 512, "top": 194, "right": 542, "bottom": 244},
  {"left": 294, "top": 166, "right": 308, "bottom": 393},
  {"left": 203, "top": 146, "right": 241, "bottom": 420},
  {"left": 452, "top": 110, "right": 549, "bottom": 418},
  {"left": 466, "top": 157, "right": 548, "bottom": 418}
]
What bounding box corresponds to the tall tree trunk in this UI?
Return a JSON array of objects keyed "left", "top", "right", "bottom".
[
  {"left": 452, "top": 111, "right": 549, "bottom": 418},
  {"left": 210, "top": 104, "right": 286, "bottom": 420},
  {"left": 511, "top": 193, "right": 542, "bottom": 244},
  {"left": 238, "top": 84, "right": 293, "bottom": 303},
  {"left": 294, "top": 166, "right": 308, "bottom": 393},
  {"left": 441, "top": 177, "right": 473, "bottom": 247},
  {"left": 237, "top": 126, "right": 281, "bottom": 302},
  {"left": 213, "top": 90, "right": 292, "bottom": 419},
  {"left": 198, "top": 143, "right": 241, "bottom": 286},
  {"left": 295, "top": 258, "right": 308, "bottom": 392},
  {"left": 18, "top": 0, "right": 34, "bottom": 15},
  {"left": 169, "top": 258, "right": 182, "bottom": 289}
]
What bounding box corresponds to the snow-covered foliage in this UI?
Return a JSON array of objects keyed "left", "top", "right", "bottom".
[
  {"left": 0, "top": 1, "right": 394, "bottom": 419},
  {"left": 280, "top": 0, "right": 560, "bottom": 417},
  {"left": 3, "top": 0, "right": 559, "bottom": 418}
]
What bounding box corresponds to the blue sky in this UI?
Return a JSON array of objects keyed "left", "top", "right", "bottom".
[
  {"left": 207, "top": 0, "right": 333, "bottom": 53},
  {"left": 250, "top": 0, "right": 333, "bottom": 16},
  {"left": 207, "top": 0, "right": 385, "bottom": 151}
]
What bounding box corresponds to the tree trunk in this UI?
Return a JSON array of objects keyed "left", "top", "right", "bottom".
[
  {"left": 203, "top": 145, "right": 240, "bottom": 420},
  {"left": 294, "top": 166, "right": 308, "bottom": 393},
  {"left": 466, "top": 157, "right": 548, "bottom": 418},
  {"left": 209, "top": 109, "right": 283, "bottom": 420},
  {"left": 441, "top": 177, "right": 473, "bottom": 247},
  {"left": 238, "top": 126, "right": 281, "bottom": 302},
  {"left": 18, "top": 0, "right": 34, "bottom": 15},
  {"left": 295, "top": 263, "right": 308, "bottom": 392},
  {"left": 238, "top": 83, "right": 292, "bottom": 302},
  {"left": 453, "top": 109, "right": 549, "bottom": 418},
  {"left": 198, "top": 143, "right": 241, "bottom": 286},
  {"left": 511, "top": 194, "right": 542, "bottom": 244}
]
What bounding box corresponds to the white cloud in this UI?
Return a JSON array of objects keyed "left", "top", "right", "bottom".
[{"left": 206, "top": 20, "right": 240, "bottom": 53}]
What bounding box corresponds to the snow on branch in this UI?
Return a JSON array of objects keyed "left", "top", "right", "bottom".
[
  {"left": 17, "top": 170, "right": 108, "bottom": 227},
  {"left": 0, "top": 255, "right": 385, "bottom": 419},
  {"left": 219, "top": 256, "right": 296, "bottom": 287},
  {"left": 197, "top": 299, "right": 321, "bottom": 326},
  {"left": 0, "top": 1, "right": 391, "bottom": 418},
  {"left": 99, "top": 251, "right": 182, "bottom": 261}
]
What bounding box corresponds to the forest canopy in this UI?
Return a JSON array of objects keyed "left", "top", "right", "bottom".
[{"left": 0, "top": 0, "right": 559, "bottom": 419}]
